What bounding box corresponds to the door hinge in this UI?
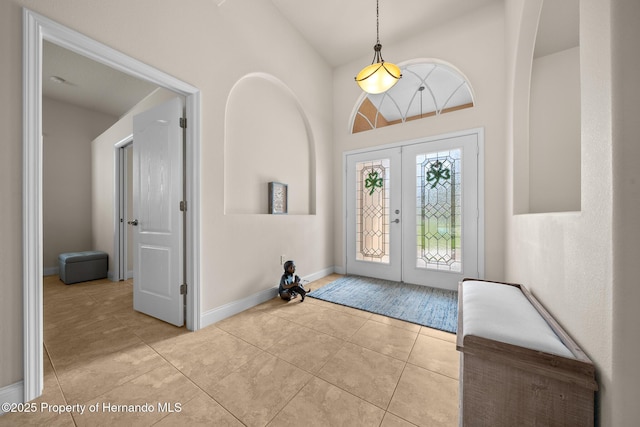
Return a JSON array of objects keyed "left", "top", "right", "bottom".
[
  {"left": 180, "top": 117, "right": 187, "bottom": 129},
  {"left": 180, "top": 200, "right": 187, "bottom": 211},
  {"left": 180, "top": 283, "right": 187, "bottom": 295}
]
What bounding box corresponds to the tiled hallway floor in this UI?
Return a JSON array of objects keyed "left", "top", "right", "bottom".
[{"left": 1, "top": 274, "right": 459, "bottom": 426}]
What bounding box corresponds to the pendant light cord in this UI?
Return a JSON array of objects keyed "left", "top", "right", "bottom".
[
  {"left": 376, "top": 0, "right": 380, "bottom": 45},
  {"left": 371, "top": 0, "right": 383, "bottom": 64}
]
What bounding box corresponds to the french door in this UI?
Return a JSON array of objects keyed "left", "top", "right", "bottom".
[
  {"left": 346, "top": 147, "right": 402, "bottom": 281},
  {"left": 345, "top": 132, "right": 481, "bottom": 291}
]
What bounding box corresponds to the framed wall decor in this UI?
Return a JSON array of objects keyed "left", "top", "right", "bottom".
[{"left": 268, "top": 182, "right": 288, "bottom": 214}]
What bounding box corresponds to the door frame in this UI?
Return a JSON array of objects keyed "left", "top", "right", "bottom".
[
  {"left": 342, "top": 128, "right": 485, "bottom": 283},
  {"left": 114, "top": 136, "right": 133, "bottom": 282},
  {"left": 23, "top": 8, "right": 202, "bottom": 402}
]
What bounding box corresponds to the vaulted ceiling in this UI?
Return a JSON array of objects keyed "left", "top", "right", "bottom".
[{"left": 42, "top": 0, "right": 577, "bottom": 119}]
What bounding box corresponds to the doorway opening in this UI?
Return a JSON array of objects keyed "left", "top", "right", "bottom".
[
  {"left": 23, "top": 8, "right": 201, "bottom": 402},
  {"left": 115, "top": 138, "right": 133, "bottom": 282}
]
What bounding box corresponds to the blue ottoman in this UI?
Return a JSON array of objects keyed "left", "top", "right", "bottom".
[{"left": 58, "top": 251, "right": 108, "bottom": 284}]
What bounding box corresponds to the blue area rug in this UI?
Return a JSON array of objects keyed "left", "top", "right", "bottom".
[{"left": 309, "top": 276, "right": 458, "bottom": 333}]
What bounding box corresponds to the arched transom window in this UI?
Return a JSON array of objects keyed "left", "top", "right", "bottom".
[{"left": 352, "top": 60, "right": 474, "bottom": 133}]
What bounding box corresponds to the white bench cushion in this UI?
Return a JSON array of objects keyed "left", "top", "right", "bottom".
[{"left": 462, "top": 281, "right": 573, "bottom": 358}]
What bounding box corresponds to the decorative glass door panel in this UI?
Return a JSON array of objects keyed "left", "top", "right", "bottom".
[
  {"left": 402, "top": 134, "right": 479, "bottom": 290},
  {"left": 415, "top": 149, "right": 462, "bottom": 272},
  {"left": 346, "top": 148, "right": 402, "bottom": 281},
  {"left": 356, "top": 159, "right": 390, "bottom": 264}
]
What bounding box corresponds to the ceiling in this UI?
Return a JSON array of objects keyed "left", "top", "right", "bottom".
[
  {"left": 533, "top": 0, "right": 580, "bottom": 58},
  {"left": 269, "top": 0, "right": 500, "bottom": 67},
  {"left": 42, "top": 0, "right": 577, "bottom": 118},
  {"left": 43, "top": 41, "right": 158, "bottom": 119}
]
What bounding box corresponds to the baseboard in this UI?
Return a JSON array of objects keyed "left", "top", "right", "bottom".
[
  {"left": 107, "top": 271, "right": 133, "bottom": 281},
  {"left": 200, "top": 266, "right": 337, "bottom": 328},
  {"left": 0, "top": 381, "right": 24, "bottom": 416},
  {"left": 332, "top": 266, "right": 346, "bottom": 275},
  {"left": 200, "top": 286, "right": 279, "bottom": 329},
  {"left": 43, "top": 266, "right": 58, "bottom": 276},
  {"left": 302, "top": 266, "right": 336, "bottom": 283}
]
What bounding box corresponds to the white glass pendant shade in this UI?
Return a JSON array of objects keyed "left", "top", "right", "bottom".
[
  {"left": 356, "top": 61, "right": 402, "bottom": 94},
  {"left": 354, "top": 0, "right": 402, "bottom": 95}
]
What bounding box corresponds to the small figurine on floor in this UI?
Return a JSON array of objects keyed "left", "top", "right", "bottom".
[{"left": 279, "top": 260, "right": 310, "bottom": 302}]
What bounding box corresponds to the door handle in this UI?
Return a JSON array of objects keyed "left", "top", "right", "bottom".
[
  {"left": 392, "top": 218, "right": 400, "bottom": 224},
  {"left": 128, "top": 219, "right": 139, "bottom": 226}
]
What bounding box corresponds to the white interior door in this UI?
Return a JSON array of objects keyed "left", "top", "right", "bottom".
[
  {"left": 346, "top": 148, "right": 402, "bottom": 281},
  {"left": 345, "top": 132, "right": 481, "bottom": 291},
  {"left": 132, "top": 97, "right": 184, "bottom": 326}
]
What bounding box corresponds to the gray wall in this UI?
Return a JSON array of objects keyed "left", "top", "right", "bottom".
[{"left": 42, "top": 96, "right": 116, "bottom": 273}]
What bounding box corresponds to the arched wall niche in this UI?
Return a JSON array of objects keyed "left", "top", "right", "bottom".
[
  {"left": 513, "top": 0, "right": 581, "bottom": 214},
  {"left": 349, "top": 58, "right": 476, "bottom": 133},
  {"left": 529, "top": 0, "right": 581, "bottom": 213},
  {"left": 224, "top": 72, "right": 316, "bottom": 215},
  {"left": 511, "top": 2, "right": 541, "bottom": 214}
]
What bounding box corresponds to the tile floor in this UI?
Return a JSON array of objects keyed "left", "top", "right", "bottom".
[{"left": 0, "top": 274, "right": 460, "bottom": 426}]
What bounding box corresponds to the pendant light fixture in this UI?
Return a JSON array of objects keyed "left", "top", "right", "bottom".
[{"left": 355, "top": 0, "right": 402, "bottom": 94}]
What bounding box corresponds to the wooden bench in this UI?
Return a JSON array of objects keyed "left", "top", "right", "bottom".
[{"left": 456, "top": 279, "right": 598, "bottom": 426}]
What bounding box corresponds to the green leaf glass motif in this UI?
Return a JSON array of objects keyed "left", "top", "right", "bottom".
[
  {"left": 426, "top": 161, "right": 450, "bottom": 189},
  {"left": 364, "top": 171, "right": 384, "bottom": 196}
]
